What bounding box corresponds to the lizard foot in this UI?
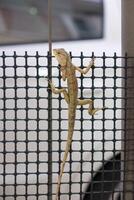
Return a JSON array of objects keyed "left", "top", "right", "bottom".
[{"left": 89, "top": 107, "right": 106, "bottom": 115}]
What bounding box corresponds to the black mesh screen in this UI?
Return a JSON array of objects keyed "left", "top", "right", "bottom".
[{"left": 0, "top": 52, "right": 132, "bottom": 200}]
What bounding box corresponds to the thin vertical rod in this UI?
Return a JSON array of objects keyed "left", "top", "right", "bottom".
[
  {"left": 48, "top": 0, "right": 53, "bottom": 199},
  {"left": 47, "top": 53, "right": 53, "bottom": 200},
  {"left": 48, "top": 0, "right": 52, "bottom": 55}
]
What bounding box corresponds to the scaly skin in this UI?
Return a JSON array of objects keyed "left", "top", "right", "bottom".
[{"left": 48, "top": 49, "right": 102, "bottom": 200}]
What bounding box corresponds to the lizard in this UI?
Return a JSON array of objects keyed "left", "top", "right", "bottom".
[{"left": 47, "top": 48, "right": 102, "bottom": 200}]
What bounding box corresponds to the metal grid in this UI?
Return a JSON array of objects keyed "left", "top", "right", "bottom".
[{"left": 0, "top": 52, "right": 132, "bottom": 200}]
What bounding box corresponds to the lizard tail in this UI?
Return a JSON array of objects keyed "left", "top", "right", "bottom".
[{"left": 55, "top": 129, "right": 74, "bottom": 200}]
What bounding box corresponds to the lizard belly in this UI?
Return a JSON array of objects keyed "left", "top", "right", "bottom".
[
  {"left": 68, "top": 90, "right": 78, "bottom": 131},
  {"left": 68, "top": 76, "right": 78, "bottom": 127},
  {"left": 68, "top": 76, "right": 78, "bottom": 100}
]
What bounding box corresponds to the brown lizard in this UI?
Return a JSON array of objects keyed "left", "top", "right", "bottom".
[{"left": 48, "top": 48, "right": 102, "bottom": 200}]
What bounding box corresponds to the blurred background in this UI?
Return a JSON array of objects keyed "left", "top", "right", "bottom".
[
  {"left": 0, "top": 0, "right": 103, "bottom": 44},
  {"left": 0, "top": 0, "right": 121, "bottom": 56}
]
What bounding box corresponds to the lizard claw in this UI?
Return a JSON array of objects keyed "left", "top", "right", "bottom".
[
  {"left": 44, "top": 77, "right": 52, "bottom": 85},
  {"left": 44, "top": 77, "right": 57, "bottom": 93},
  {"left": 44, "top": 77, "right": 53, "bottom": 92},
  {"left": 44, "top": 77, "right": 51, "bottom": 82},
  {"left": 89, "top": 107, "right": 107, "bottom": 116},
  {"left": 90, "top": 57, "right": 96, "bottom": 66}
]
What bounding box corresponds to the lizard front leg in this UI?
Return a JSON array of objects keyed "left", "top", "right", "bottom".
[
  {"left": 77, "top": 98, "right": 102, "bottom": 115},
  {"left": 48, "top": 80, "right": 69, "bottom": 104},
  {"left": 74, "top": 57, "right": 95, "bottom": 74}
]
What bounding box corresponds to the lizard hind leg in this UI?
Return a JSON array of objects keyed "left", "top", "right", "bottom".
[{"left": 77, "top": 98, "right": 102, "bottom": 115}]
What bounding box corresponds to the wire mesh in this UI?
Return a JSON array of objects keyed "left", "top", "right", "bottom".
[{"left": 0, "top": 52, "right": 133, "bottom": 200}]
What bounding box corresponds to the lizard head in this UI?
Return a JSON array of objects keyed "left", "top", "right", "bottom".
[{"left": 53, "top": 48, "right": 70, "bottom": 81}]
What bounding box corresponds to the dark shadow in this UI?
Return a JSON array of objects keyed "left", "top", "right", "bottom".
[{"left": 83, "top": 154, "right": 121, "bottom": 200}]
